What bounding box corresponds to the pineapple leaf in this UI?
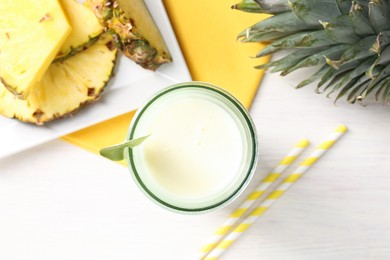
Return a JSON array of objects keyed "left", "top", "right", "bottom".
[
  {"left": 334, "top": 76, "right": 361, "bottom": 102},
  {"left": 288, "top": 0, "right": 342, "bottom": 25},
  {"left": 256, "top": 31, "right": 337, "bottom": 57},
  {"left": 351, "top": 65, "right": 383, "bottom": 102},
  {"left": 328, "top": 73, "right": 361, "bottom": 98},
  {"left": 354, "top": 0, "right": 369, "bottom": 8},
  {"left": 319, "top": 59, "right": 362, "bottom": 90},
  {"left": 296, "top": 65, "right": 331, "bottom": 89},
  {"left": 232, "top": 0, "right": 263, "bottom": 13},
  {"left": 383, "top": 81, "right": 390, "bottom": 104},
  {"left": 326, "top": 35, "right": 376, "bottom": 69},
  {"left": 351, "top": 67, "right": 381, "bottom": 104},
  {"left": 349, "top": 1, "right": 375, "bottom": 37},
  {"left": 347, "top": 78, "right": 370, "bottom": 103},
  {"left": 382, "top": 0, "right": 390, "bottom": 20},
  {"left": 328, "top": 57, "right": 377, "bottom": 98},
  {"left": 353, "top": 56, "right": 378, "bottom": 78},
  {"left": 370, "top": 30, "right": 390, "bottom": 54},
  {"left": 280, "top": 44, "right": 348, "bottom": 76},
  {"left": 253, "top": 0, "right": 290, "bottom": 14},
  {"left": 241, "top": 11, "right": 320, "bottom": 34},
  {"left": 240, "top": 31, "right": 291, "bottom": 43},
  {"left": 239, "top": 11, "right": 322, "bottom": 42},
  {"left": 235, "top": 0, "right": 390, "bottom": 104},
  {"left": 362, "top": 64, "right": 390, "bottom": 98},
  {"left": 321, "top": 15, "right": 361, "bottom": 44},
  {"left": 336, "top": 0, "right": 352, "bottom": 14},
  {"left": 381, "top": 83, "right": 390, "bottom": 103},
  {"left": 367, "top": 45, "right": 390, "bottom": 78},
  {"left": 368, "top": 0, "right": 390, "bottom": 34},
  {"left": 255, "top": 48, "right": 323, "bottom": 70},
  {"left": 328, "top": 57, "right": 376, "bottom": 95},
  {"left": 318, "top": 67, "right": 338, "bottom": 90},
  {"left": 268, "top": 47, "right": 328, "bottom": 72},
  {"left": 323, "top": 69, "right": 354, "bottom": 94},
  {"left": 375, "top": 77, "right": 390, "bottom": 101}
]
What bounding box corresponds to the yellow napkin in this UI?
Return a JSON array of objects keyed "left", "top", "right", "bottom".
[{"left": 62, "top": 0, "right": 270, "bottom": 165}]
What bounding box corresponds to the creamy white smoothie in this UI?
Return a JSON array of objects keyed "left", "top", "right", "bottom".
[
  {"left": 127, "top": 83, "right": 257, "bottom": 213},
  {"left": 140, "top": 97, "right": 242, "bottom": 198}
]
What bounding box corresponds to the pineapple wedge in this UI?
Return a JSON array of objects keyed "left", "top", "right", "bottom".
[
  {"left": 56, "top": 0, "right": 103, "bottom": 61},
  {"left": 0, "top": 0, "right": 72, "bottom": 99},
  {"left": 86, "top": 0, "right": 172, "bottom": 70},
  {"left": 115, "top": 0, "right": 172, "bottom": 70},
  {"left": 0, "top": 35, "right": 117, "bottom": 125}
]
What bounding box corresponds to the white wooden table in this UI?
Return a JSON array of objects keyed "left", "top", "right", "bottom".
[{"left": 1, "top": 71, "right": 390, "bottom": 260}]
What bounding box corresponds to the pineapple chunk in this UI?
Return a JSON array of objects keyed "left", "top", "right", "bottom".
[
  {"left": 0, "top": 35, "right": 117, "bottom": 125},
  {"left": 86, "top": 0, "right": 172, "bottom": 70},
  {"left": 56, "top": 0, "right": 103, "bottom": 61},
  {"left": 0, "top": 0, "right": 72, "bottom": 99}
]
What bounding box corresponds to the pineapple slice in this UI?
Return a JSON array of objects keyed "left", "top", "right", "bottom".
[
  {"left": 84, "top": 0, "right": 111, "bottom": 25},
  {"left": 0, "top": 0, "right": 72, "bottom": 99},
  {"left": 86, "top": 0, "right": 172, "bottom": 70},
  {"left": 56, "top": 0, "right": 104, "bottom": 61},
  {"left": 115, "top": 0, "right": 172, "bottom": 69},
  {"left": 0, "top": 35, "right": 117, "bottom": 125}
]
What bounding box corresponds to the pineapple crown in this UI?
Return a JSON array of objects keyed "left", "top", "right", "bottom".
[{"left": 234, "top": 0, "right": 390, "bottom": 105}]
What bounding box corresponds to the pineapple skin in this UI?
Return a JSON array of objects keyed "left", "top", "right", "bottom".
[
  {"left": 86, "top": 0, "right": 172, "bottom": 70},
  {"left": 54, "top": 36, "right": 100, "bottom": 62},
  {"left": 55, "top": 0, "right": 104, "bottom": 61}
]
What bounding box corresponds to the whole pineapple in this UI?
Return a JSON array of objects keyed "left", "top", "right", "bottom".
[{"left": 234, "top": 0, "right": 390, "bottom": 104}]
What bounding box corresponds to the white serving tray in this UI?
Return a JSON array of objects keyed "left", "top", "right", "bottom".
[{"left": 0, "top": 0, "right": 191, "bottom": 160}]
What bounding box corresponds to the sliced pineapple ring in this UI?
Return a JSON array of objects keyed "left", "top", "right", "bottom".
[
  {"left": 56, "top": 0, "right": 104, "bottom": 61},
  {"left": 0, "top": 0, "right": 72, "bottom": 99},
  {"left": 0, "top": 35, "right": 117, "bottom": 125}
]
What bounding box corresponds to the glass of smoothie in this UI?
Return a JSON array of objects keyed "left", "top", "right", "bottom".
[{"left": 125, "top": 81, "right": 258, "bottom": 213}]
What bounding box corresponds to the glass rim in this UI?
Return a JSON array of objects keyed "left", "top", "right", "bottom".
[{"left": 125, "top": 81, "right": 258, "bottom": 213}]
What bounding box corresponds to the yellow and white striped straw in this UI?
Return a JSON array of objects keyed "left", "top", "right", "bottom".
[
  {"left": 203, "top": 125, "right": 347, "bottom": 260},
  {"left": 199, "top": 138, "right": 310, "bottom": 259}
]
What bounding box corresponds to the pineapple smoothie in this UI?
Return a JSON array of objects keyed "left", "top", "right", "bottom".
[{"left": 126, "top": 82, "right": 258, "bottom": 213}]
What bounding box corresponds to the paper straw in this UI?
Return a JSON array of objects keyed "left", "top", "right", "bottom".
[
  {"left": 203, "top": 125, "right": 348, "bottom": 260},
  {"left": 199, "top": 138, "right": 310, "bottom": 259}
]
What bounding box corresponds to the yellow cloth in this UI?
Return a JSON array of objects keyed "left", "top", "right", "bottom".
[{"left": 62, "top": 0, "right": 270, "bottom": 165}]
